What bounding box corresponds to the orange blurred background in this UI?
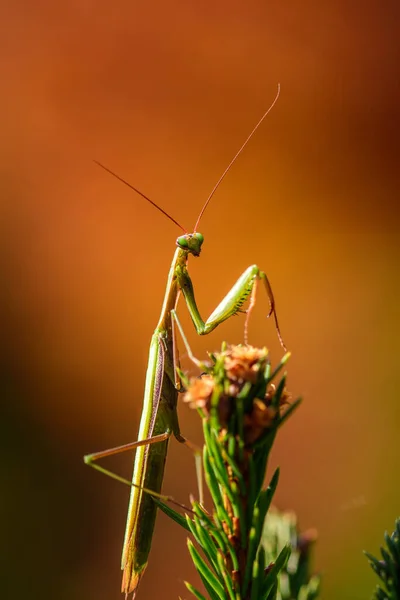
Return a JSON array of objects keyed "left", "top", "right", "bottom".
[{"left": 2, "top": 1, "right": 399, "bottom": 599}]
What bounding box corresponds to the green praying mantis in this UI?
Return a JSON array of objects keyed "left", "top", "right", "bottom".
[{"left": 84, "top": 85, "right": 286, "bottom": 598}]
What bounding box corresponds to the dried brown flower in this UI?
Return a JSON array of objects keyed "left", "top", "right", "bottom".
[
  {"left": 223, "top": 345, "right": 269, "bottom": 384},
  {"left": 183, "top": 374, "right": 215, "bottom": 411},
  {"left": 183, "top": 344, "right": 291, "bottom": 444},
  {"left": 244, "top": 399, "right": 278, "bottom": 444},
  {"left": 265, "top": 383, "right": 291, "bottom": 406}
]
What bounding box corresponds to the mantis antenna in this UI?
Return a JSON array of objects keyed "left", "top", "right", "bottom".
[
  {"left": 93, "top": 160, "right": 187, "bottom": 233},
  {"left": 94, "top": 83, "right": 280, "bottom": 235},
  {"left": 194, "top": 83, "right": 281, "bottom": 232}
]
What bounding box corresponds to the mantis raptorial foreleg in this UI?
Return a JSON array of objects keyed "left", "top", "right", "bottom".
[{"left": 177, "top": 264, "right": 286, "bottom": 350}]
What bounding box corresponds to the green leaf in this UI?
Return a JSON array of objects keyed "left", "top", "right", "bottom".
[
  {"left": 375, "top": 586, "right": 388, "bottom": 600},
  {"left": 203, "top": 446, "right": 231, "bottom": 528},
  {"left": 261, "top": 545, "right": 291, "bottom": 598},
  {"left": 184, "top": 581, "right": 208, "bottom": 600},
  {"left": 251, "top": 546, "right": 266, "bottom": 600},
  {"left": 252, "top": 433, "right": 276, "bottom": 490},
  {"left": 194, "top": 513, "right": 220, "bottom": 575},
  {"left": 220, "top": 443, "right": 246, "bottom": 496},
  {"left": 260, "top": 468, "right": 280, "bottom": 525},
  {"left": 187, "top": 539, "right": 225, "bottom": 600},
  {"left": 153, "top": 499, "right": 190, "bottom": 532},
  {"left": 242, "top": 518, "right": 260, "bottom": 597},
  {"left": 266, "top": 354, "right": 290, "bottom": 385},
  {"left": 205, "top": 427, "right": 236, "bottom": 507},
  {"left": 186, "top": 514, "right": 202, "bottom": 545},
  {"left": 384, "top": 531, "right": 400, "bottom": 563},
  {"left": 271, "top": 374, "right": 287, "bottom": 410},
  {"left": 277, "top": 397, "right": 302, "bottom": 429},
  {"left": 216, "top": 550, "right": 236, "bottom": 600},
  {"left": 192, "top": 503, "right": 229, "bottom": 556},
  {"left": 265, "top": 580, "right": 278, "bottom": 600}
]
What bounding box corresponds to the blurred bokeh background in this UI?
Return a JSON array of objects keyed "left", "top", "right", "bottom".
[{"left": 1, "top": 1, "right": 399, "bottom": 599}]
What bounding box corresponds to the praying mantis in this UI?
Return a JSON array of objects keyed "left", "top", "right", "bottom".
[{"left": 84, "top": 85, "right": 286, "bottom": 598}]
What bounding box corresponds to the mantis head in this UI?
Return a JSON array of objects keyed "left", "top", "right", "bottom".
[{"left": 176, "top": 232, "right": 204, "bottom": 257}]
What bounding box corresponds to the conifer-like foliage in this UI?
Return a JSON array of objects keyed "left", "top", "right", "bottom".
[
  {"left": 261, "top": 508, "right": 320, "bottom": 600},
  {"left": 365, "top": 518, "right": 400, "bottom": 600},
  {"left": 157, "top": 344, "right": 320, "bottom": 599}
]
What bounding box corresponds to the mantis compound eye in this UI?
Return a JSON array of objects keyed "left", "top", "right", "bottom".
[
  {"left": 194, "top": 233, "right": 204, "bottom": 244},
  {"left": 176, "top": 235, "right": 189, "bottom": 249}
]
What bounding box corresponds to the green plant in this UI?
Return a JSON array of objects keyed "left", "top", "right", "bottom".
[
  {"left": 157, "top": 343, "right": 320, "bottom": 599},
  {"left": 365, "top": 518, "right": 400, "bottom": 600},
  {"left": 261, "top": 508, "right": 320, "bottom": 600}
]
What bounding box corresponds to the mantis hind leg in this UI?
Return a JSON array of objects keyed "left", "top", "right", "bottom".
[
  {"left": 84, "top": 434, "right": 195, "bottom": 512},
  {"left": 84, "top": 433, "right": 171, "bottom": 498}
]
